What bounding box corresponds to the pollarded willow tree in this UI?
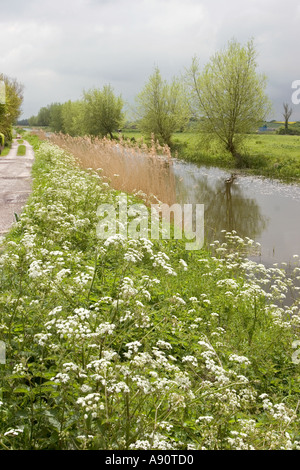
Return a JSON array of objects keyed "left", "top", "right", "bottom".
[
  {"left": 186, "top": 39, "right": 272, "bottom": 165},
  {"left": 135, "top": 67, "right": 190, "bottom": 147},
  {"left": 83, "top": 85, "right": 124, "bottom": 139}
]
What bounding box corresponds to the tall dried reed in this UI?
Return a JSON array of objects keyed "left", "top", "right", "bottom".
[{"left": 46, "top": 133, "right": 177, "bottom": 206}]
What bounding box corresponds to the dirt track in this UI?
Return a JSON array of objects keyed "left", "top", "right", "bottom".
[{"left": 0, "top": 139, "right": 34, "bottom": 235}]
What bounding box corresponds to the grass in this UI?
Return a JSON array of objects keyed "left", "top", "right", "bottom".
[
  {"left": 0, "top": 143, "right": 12, "bottom": 157},
  {"left": 0, "top": 135, "right": 299, "bottom": 450},
  {"left": 242, "top": 134, "right": 300, "bottom": 178},
  {"left": 122, "top": 129, "right": 300, "bottom": 182},
  {"left": 16, "top": 144, "right": 26, "bottom": 156}
]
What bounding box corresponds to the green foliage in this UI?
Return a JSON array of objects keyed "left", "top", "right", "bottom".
[
  {"left": 61, "top": 100, "right": 85, "bottom": 136},
  {"left": 83, "top": 85, "right": 124, "bottom": 138},
  {"left": 28, "top": 101, "right": 83, "bottom": 135},
  {"left": 49, "top": 103, "right": 64, "bottom": 133},
  {"left": 16, "top": 144, "right": 26, "bottom": 156},
  {"left": 0, "top": 132, "right": 6, "bottom": 156},
  {"left": 153, "top": 130, "right": 300, "bottom": 182},
  {"left": 0, "top": 140, "right": 299, "bottom": 450},
  {"left": 28, "top": 115, "right": 38, "bottom": 127},
  {"left": 135, "top": 67, "right": 190, "bottom": 147},
  {"left": 0, "top": 74, "right": 24, "bottom": 141},
  {"left": 0, "top": 142, "right": 11, "bottom": 156},
  {"left": 186, "top": 39, "right": 272, "bottom": 165},
  {"left": 36, "top": 106, "right": 51, "bottom": 127},
  {"left": 277, "top": 127, "right": 300, "bottom": 136},
  {"left": 23, "top": 132, "right": 43, "bottom": 151}
]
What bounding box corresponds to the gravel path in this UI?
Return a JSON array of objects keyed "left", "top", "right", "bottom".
[{"left": 0, "top": 139, "right": 34, "bottom": 235}]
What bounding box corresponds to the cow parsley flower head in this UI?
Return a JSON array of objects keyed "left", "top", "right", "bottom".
[{"left": 229, "top": 354, "right": 251, "bottom": 366}]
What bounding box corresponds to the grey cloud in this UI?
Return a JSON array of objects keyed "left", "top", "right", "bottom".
[{"left": 0, "top": 0, "right": 299, "bottom": 119}]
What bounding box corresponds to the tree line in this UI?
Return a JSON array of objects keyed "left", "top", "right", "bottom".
[
  {"left": 27, "top": 39, "right": 273, "bottom": 165},
  {"left": 27, "top": 84, "right": 124, "bottom": 139}
]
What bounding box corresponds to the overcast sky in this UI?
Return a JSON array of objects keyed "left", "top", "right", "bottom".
[{"left": 1, "top": 0, "right": 300, "bottom": 120}]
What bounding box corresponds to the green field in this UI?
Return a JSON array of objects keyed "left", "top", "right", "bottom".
[{"left": 122, "top": 128, "right": 300, "bottom": 181}]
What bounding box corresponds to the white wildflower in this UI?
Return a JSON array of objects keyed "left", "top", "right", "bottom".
[
  {"left": 4, "top": 428, "right": 23, "bottom": 437},
  {"left": 196, "top": 416, "right": 214, "bottom": 424},
  {"left": 228, "top": 354, "right": 251, "bottom": 366}
]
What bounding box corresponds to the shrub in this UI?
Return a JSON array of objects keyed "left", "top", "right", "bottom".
[{"left": 276, "top": 127, "right": 300, "bottom": 136}]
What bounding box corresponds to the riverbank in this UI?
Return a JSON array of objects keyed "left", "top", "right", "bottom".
[
  {"left": 21, "top": 127, "right": 300, "bottom": 182},
  {"left": 122, "top": 130, "right": 300, "bottom": 182},
  {"left": 23, "top": 130, "right": 300, "bottom": 268},
  {"left": 0, "top": 136, "right": 299, "bottom": 450},
  {"left": 24, "top": 130, "right": 300, "bottom": 267}
]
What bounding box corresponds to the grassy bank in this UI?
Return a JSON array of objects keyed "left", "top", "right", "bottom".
[
  {"left": 122, "top": 130, "right": 300, "bottom": 182},
  {"left": 16, "top": 144, "right": 26, "bottom": 156},
  {"left": 0, "top": 138, "right": 300, "bottom": 450},
  {"left": 0, "top": 142, "right": 12, "bottom": 157}
]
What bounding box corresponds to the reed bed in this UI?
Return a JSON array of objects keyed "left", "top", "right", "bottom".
[{"left": 46, "top": 132, "right": 177, "bottom": 206}]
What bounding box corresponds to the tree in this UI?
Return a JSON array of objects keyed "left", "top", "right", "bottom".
[
  {"left": 0, "top": 74, "right": 24, "bottom": 141},
  {"left": 36, "top": 106, "right": 51, "bottom": 127},
  {"left": 282, "top": 102, "right": 293, "bottom": 134},
  {"left": 28, "top": 115, "right": 38, "bottom": 127},
  {"left": 49, "top": 102, "right": 64, "bottom": 133},
  {"left": 83, "top": 85, "right": 124, "bottom": 139},
  {"left": 135, "top": 67, "right": 190, "bottom": 147},
  {"left": 186, "top": 39, "right": 272, "bottom": 165},
  {"left": 61, "top": 100, "right": 85, "bottom": 136}
]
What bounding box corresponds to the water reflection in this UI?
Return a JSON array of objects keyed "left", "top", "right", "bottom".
[
  {"left": 173, "top": 163, "right": 267, "bottom": 247},
  {"left": 170, "top": 160, "right": 300, "bottom": 266}
]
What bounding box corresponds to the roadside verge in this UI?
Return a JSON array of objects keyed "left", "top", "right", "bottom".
[{"left": 0, "top": 138, "right": 34, "bottom": 235}]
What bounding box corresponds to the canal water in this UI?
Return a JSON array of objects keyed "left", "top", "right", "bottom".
[{"left": 171, "top": 159, "right": 300, "bottom": 267}]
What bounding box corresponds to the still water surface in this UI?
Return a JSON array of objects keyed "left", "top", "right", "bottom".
[{"left": 171, "top": 159, "right": 300, "bottom": 267}]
